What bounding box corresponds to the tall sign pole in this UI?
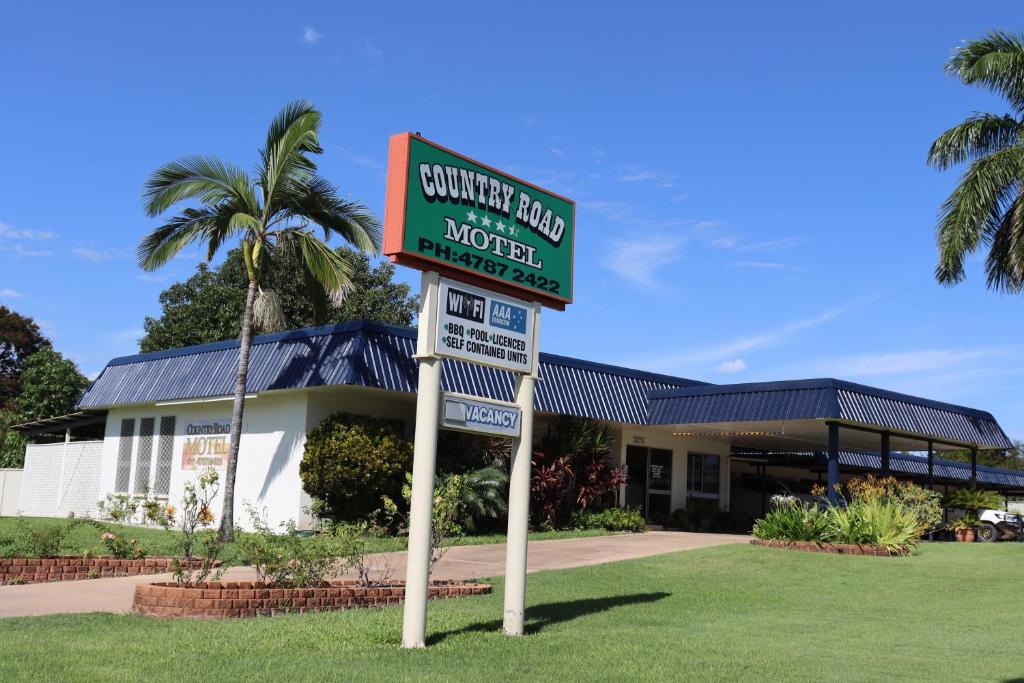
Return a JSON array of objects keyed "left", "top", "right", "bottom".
[
  {"left": 384, "top": 133, "right": 574, "bottom": 648},
  {"left": 401, "top": 271, "right": 441, "bottom": 649},
  {"left": 503, "top": 303, "right": 540, "bottom": 635}
]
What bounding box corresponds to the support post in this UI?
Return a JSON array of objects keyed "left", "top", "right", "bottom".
[
  {"left": 970, "top": 446, "right": 978, "bottom": 485},
  {"left": 927, "top": 441, "right": 934, "bottom": 540},
  {"left": 402, "top": 272, "right": 442, "bottom": 649},
  {"left": 880, "top": 432, "right": 890, "bottom": 475},
  {"left": 827, "top": 423, "right": 839, "bottom": 504},
  {"left": 503, "top": 302, "right": 541, "bottom": 637},
  {"left": 759, "top": 463, "right": 767, "bottom": 515},
  {"left": 503, "top": 373, "right": 536, "bottom": 636}
]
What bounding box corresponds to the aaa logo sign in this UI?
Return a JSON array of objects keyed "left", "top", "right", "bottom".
[
  {"left": 384, "top": 133, "right": 574, "bottom": 308},
  {"left": 181, "top": 420, "right": 231, "bottom": 470}
]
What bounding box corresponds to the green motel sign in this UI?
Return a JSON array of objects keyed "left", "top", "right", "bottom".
[{"left": 384, "top": 133, "right": 574, "bottom": 308}]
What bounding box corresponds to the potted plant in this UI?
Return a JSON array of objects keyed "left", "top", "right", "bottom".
[{"left": 948, "top": 516, "right": 978, "bottom": 543}]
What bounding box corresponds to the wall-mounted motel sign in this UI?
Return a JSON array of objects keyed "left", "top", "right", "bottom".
[
  {"left": 440, "top": 392, "right": 521, "bottom": 438},
  {"left": 434, "top": 277, "right": 537, "bottom": 374},
  {"left": 384, "top": 133, "right": 575, "bottom": 309}
]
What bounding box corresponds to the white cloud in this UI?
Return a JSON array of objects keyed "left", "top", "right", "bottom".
[
  {"left": 629, "top": 299, "right": 869, "bottom": 373},
  {"left": 787, "top": 348, "right": 1011, "bottom": 379},
  {"left": 550, "top": 147, "right": 566, "bottom": 159},
  {"left": 671, "top": 193, "right": 689, "bottom": 202},
  {"left": 602, "top": 234, "right": 688, "bottom": 289},
  {"left": 0, "top": 221, "right": 57, "bottom": 241},
  {"left": 337, "top": 146, "right": 385, "bottom": 175},
  {"left": 737, "top": 237, "right": 805, "bottom": 252},
  {"left": 617, "top": 167, "right": 677, "bottom": 189},
  {"left": 0, "top": 288, "right": 22, "bottom": 298},
  {"left": 73, "top": 246, "right": 115, "bottom": 262},
  {"left": 8, "top": 244, "right": 52, "bottom": 257},
  {"left": 717, "top": 358, "right": 747, "bottom": 373},
  {"left": 302, "top": 27, "right": 322, "bottom": 44}
]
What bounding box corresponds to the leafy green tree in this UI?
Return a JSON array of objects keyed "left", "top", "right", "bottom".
[
  {"left": 137, "top": 101, "right": 381, "bottom": 539},
  {"left": 140, "top": 246, "right": 417, "bottom": 353},
  {"left": 13, "top": 346, "right": 90, "bottom": 423},
  {"left": 0, "top": 346, "right": 89, "bottom": 468},
  {"left": 0, "top": 305, "right": 45, "bottom": 409},
  {"left": 928, "top": 31, "right": 1024, "bottom": 290},
  {"left": 938, "top": 441, "right": 1024, "bottom": 472}
]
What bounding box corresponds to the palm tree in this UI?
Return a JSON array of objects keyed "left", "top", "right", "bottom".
[
  {"left": 138, "top": 101, "right": 381, "bottom": 539},
  {"left": 927, "top": 31, "right": 1024, "bottom": 292}
]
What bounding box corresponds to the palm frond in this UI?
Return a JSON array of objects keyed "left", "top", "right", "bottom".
[
  {"left": 984, "top": 190, "right": 1024, "bottom": 293},
  {"left": 946, "top": 31, "right": 1024, "bottom": 111},
  {"left": 137, "top": 206, "right": 223, "bottom": 270},
  {"left": 276, "top": 228, "right": 355, "bottom": 302},
  {"left": 259, "top": 102, "right": 322, "bottom": 211},
  {"left": 278, "top": 175, "right": 381, "bottom": 254},
  {"left": 927, "top": 114, "right": 1023, "bottom": 170},
  {"left": 935, "top": 146, "right": 1024, "bottom": 285},
  {"left": 143, "top": 155, "right": 256, "bottom": 217}
]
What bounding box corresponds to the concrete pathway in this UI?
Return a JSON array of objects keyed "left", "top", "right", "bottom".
[{"left": 0, "top": 531, "right": 746, "bottom": 618}]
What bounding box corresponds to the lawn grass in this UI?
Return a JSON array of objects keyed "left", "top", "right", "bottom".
[
  {"left": 1, "top": 542, "right": 1021, "bottom": 681},
  {"left": 0, "top": 516, "right": 610, "bottom": 564}
]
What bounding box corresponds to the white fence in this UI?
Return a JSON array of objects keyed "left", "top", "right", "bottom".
[
  {"left": 0, "top": 469, "right": 23, "bottom": 516},
  {"left": 19, "top": 441, "right": 104, "bottom": 519}
]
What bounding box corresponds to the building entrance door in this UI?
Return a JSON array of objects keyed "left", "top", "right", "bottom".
[{"left": 624, "top": 445, "right": 673, "bottom": 522}]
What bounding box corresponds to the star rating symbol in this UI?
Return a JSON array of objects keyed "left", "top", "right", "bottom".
[
  {"left": 466, "top": 210, "right": 478, "bottom": 224},
  {"left": 494, "top": 220, "right": 506, "bottom": 233},
  {"left": 480, "top": 215, "right": 492, "bottom": 228},
  {"left": 508, "top": 225, "right": 519, "bottom": 237}
]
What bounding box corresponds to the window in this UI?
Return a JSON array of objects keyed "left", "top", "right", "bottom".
[
  {"left": 133, "top": 417, "right": 155, "bottom": 494},
  {"left": 687, "top": 453, "right": 720, "bottom": 498},
  {"left": 114, "top": 418, "right": 135, "bottom": 492},
  {"left": 153, "top": 416, "right": 176, "bottom": 496}
]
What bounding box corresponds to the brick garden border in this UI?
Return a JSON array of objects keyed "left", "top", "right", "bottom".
[
  {"left": 0, "top": 557, "right": 210, "bottom": 585},
  {"left": 750, "top": 539, "right": 902, "bottom": 557},
  {"left": 133, "top": 580, "right": 493, "bottom": 618}
]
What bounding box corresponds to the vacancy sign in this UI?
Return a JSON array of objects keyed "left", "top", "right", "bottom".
[
  {"left": 440, "top": 392, "right": 521, "bottom": 438},
  {"left": 384, "top": 133, "right": 575, "bottom": 309},
  {"left": 435, "top": 277, "right": 536, "bottom": 374}
]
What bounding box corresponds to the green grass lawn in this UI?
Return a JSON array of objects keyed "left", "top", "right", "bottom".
[
  {"left": 0, "top": 516, "right": 611, "bottom": 564},
  {"left": 1, "top": 542, "right": 1022, "bottom": 681}
]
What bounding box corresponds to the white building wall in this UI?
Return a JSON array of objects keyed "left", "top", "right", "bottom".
[
  {"left": 97, "top": 391, "right": 310, "bottom": 531},
  {"left": 19, "top": 441, "right": 103, "bottom": 518},
  {"left": 0, "top": 469, "right": 23, "bottom": 516}
]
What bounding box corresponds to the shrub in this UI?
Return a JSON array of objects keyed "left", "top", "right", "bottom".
[
  {"left": 842, "top": 476, "right": 942, "bottom": 535},
  {"left": 752, "top": 495, "right": 831, "bottom": 542},
  {"left": 570, "top": 507, "right": 646, "bottom": 532},
  {"left": 99, "top": 531, "right": 145, "bottom": 559},
  {"left": 300, "top": 413, "right": 413, "bottom": 522},
  {"left": 530, "top": 417, "right": 627, "bottom": 529},
  {"left": 238, "top": 504, "right": 348, "bottom": 588},
  {"left": 170, "top": 468, "right": 225, "bottom": 586},
  {"left": 0, "top": 518, "right": 84, "bottom": 558}
]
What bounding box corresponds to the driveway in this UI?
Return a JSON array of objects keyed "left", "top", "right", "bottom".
[{"left": 0, "top": 531, "right": 746, "bottom": 618}]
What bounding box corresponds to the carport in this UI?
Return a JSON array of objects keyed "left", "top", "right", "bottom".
[{"left": 646, "top": 378, "right": 1017, "bottom": 504}]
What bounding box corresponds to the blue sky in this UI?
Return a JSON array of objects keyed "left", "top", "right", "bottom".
[{"left": 1, "top": 2, "right": 1022, "bottom": 439}]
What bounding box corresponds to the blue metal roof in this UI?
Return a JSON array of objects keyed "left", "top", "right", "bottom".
[
  {"left": 733, "top": 448, "right": 1024, "bottom": 490},
  {"left": 647, "top": 378, "right": 1013, "bottom": 449},
  {"left": 78, "top": 320, "right": 704, "bottom": 424}
]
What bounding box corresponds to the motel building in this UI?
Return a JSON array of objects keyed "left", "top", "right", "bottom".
[{"left": 11, "top": 319, "right": 1022, "bottom": 531}]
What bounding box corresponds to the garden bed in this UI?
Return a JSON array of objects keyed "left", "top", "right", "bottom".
[
  {"left": 750, "top": 539, "right": 902, "bottom": 556},
  {"left": 132, "top": 580, "right": 492, "bottom": 618},
  {"left": 0, "top": 557, "right": 212, "bottom": 585}
]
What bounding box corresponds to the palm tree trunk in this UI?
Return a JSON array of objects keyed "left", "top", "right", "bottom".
[{"left": 218, "top": 278, "right": 258, "bottom": 541}]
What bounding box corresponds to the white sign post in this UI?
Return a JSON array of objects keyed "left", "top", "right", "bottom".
[{"left": 401, "top": 271, "right": 443, "bottom": 649}]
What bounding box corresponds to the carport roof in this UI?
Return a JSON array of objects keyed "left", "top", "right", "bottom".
[{"left": 646, "top": 378, "right": 1013, "bottom": 450}]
